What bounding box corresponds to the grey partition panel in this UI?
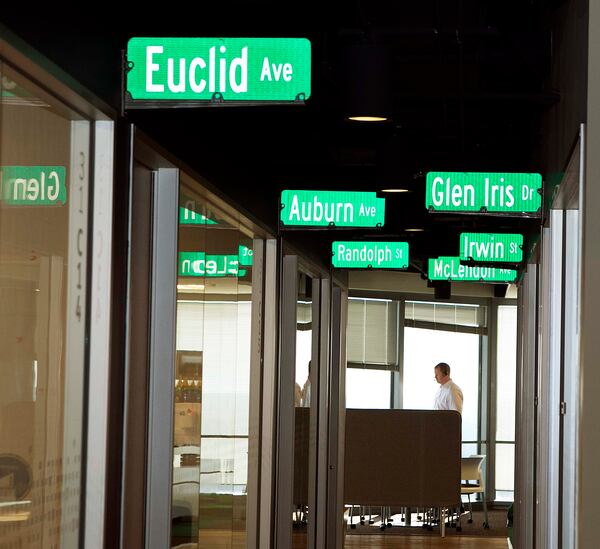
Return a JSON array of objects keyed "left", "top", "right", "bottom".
[
  {"left": 275, "top": 255, "right": 298, "bottom": 549},
  {"left": 145, "top": 168, "right": 178, "bottom": 549},
  {"left": 345, "top": 409, "right": 461, "bottom": 507}
]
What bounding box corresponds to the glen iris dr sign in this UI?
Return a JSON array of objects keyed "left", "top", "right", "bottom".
[
  {"left": 425, "top": 172, "right": 542, "bottom": 215},
  {"left": 332, "top": 241, "right": 409, "bottom": 269},
  {"left": 428, "top": 256, "right": 517, "bottom": 283},
  {"left": 459, "top": 232, "right": 523, "bottom": 263},
  {"left": 126, "top": 37, "right": 311, "bottom": 105},
  {"left": 0, "top": 166, "right": 66, "bottom": 205},
  {"left": 179, "top": 252, "right": 248, "bottom": 278},
  {"left": 280, "top": 190, "right": 385, "bottom": 228}
]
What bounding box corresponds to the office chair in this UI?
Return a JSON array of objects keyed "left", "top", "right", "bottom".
[{"left": 459, "top": 454, "right": 489, "bottom": 530}]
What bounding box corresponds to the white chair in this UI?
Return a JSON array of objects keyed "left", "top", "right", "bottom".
[{"left": 459, "top": 455, "right": 489, "bottom": 529}]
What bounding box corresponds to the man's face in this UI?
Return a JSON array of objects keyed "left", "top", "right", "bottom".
[{"left": 434, "top": 367, "right": 446, "bottom": 384}]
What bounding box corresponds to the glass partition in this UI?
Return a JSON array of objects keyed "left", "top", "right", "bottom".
[
  {"left": 293, "top": 273, "right": 312, "bottom": 548},
  {"left": 0, "top": 63, "right": 91, "bottom": 545},
  {"left": 172, "top": 175, "right": 254, "bottom": 548}
]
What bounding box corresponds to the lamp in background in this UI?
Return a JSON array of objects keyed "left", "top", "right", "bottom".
[{"left": 343, "top": 44, "right": 392, "bottom": 122}]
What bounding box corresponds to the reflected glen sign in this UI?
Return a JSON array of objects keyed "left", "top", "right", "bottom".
[
  {"left": 332, "top": 241, "right": 409, "bottom": 269},
  {"left": 280, "top": 190, "right": 385, "bottom": 228},
  {"left": 428, "top": 256, "right": 517, "bottom": 282},
  {"left": 179, "top": 252, "right": 247, "bottom": 277},
  {"left": 459, "top": 232, "right": 523, "bottom": 263},
  {"left": 126, "top": 37, "right": 311, "bottom": 103},
  {"left": 425, "top": 172, "right": 542, "bottom": 214},
  {"left": 0, "top": 166, "right": 66, "bottom": 205}
]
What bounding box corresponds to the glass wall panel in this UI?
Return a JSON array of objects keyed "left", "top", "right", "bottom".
[
  {"left": 0, "top": 63, "right": 91, "bottom": 546},
  {"left": 172, "top": 176, "right": 254, "bottom": 549},
  {"left": 293, "top": 275, "right": 312, "bottom": 549}
]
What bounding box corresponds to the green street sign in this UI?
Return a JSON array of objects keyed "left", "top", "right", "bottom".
[
  {"left": 238, "top": 245, "right": 253, "bottom": 267},
  {"left": 126, "top": 37, "right": 311, "bottom": 105},
  {"left": 425, "top": 172, "right": 542, "bottom": 215},
  {"left": 179, "top": 198, "right": 218, "bottom": 225},
  {"left": 332, "top": 241, "right": 409, "bottom": 269},
  {"left": 459, "top": 233, "right": 523, "bottom": 263},
  {"left": 179, "top": 252, "right": 247, "bottom": 277},
  {"left": 280, "top": 190, "right": 385, "bottom": 228},
  {"left": 0, "top": 166, "right": 66, "bottom": 206},
  {"left": 428, "top": 256, "right": 517, "bottom": 282}
]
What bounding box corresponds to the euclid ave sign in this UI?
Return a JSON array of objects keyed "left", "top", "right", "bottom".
[
  {"left": 280, "top": 190, "right": 385, "bottom": 228},
  {"left": 126, "top": 37, "right": 311, "bottom": 105}
]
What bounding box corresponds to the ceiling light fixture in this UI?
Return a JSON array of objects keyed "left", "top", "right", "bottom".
[
  {"left": 380, "top": 188, "right": 410, "bottom": 193},
  {"left": 405, "top": 228, "right": 425, "bottom": 232},
  {"left": 348, "top": 115, "right": 388, "bottom": 122},
  {"left": 343, "top": 44, "right": 391, "bottom": 124}
]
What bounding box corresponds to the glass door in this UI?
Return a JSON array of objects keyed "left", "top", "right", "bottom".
[
  {"left": 172, "top": 175, "right": 257, "bottom": 548},
  {"left": 276, "top": 252, "right": 329, "bottom": 549},
  {"left": 121, "top": 135, "right": 266, "bottom": 549}
]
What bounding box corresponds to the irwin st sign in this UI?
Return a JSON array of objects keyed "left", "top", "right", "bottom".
[
  {"left": 332, "top": 241, "right": 409, "bottom": 269},
  {"left": 126, "top": 37, "right": 311, "bottom": 105},
  {"left": 459, "top": 232, "right": 523, "bottom": 263},
  {"left": 425, "top": 172, "right": 542, "bottom": 215},
  {"left": 428, "top": 256, "right": 517, "bottom": 283},
  {"left": 0, "top": 166, "right": 66, "bottom": 206},
  {"left": 280, "top": 190, "right": 385, "bottom": 228}
]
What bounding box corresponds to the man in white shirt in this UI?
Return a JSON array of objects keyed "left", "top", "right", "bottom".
[{"left": 433, "top": 362, "right": 463, "bottom": 414}]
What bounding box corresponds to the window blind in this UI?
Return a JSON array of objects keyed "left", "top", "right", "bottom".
[
  {"left": 347, "top": 298, "right": 398, "bottom": 366},
  {"left": 404, "top": 301, "right": 487, "bottom": 334}
]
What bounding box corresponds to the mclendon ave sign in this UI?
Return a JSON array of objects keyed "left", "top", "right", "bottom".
[
  {"left": 428, "top": 256, "right": 517, "bottom": 283},
  {"left": 425, "top": 172, "right": 542, "bottom": 215},
  {"left": 126, "top": 37, "right": 311, "bottom": 105},
  {"left": 280, "top": 190, "right": 385, "bottom": 228}
]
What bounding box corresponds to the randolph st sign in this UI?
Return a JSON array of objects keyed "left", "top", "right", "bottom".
[
  {"left": 332, "top": 241, "right": 409, "bottom": 269},
  {"left": 425, "top": 172, "right": 542, "bottom": 215},
  {"left": 126, "top": 37, "right": 311, "bottom": 105},
  {"left": 280, "top": 190, "right": 385, "bottom": 228},
  {"left": 428, "top": 256, "right": 517, "bottom": 283},
  {"left": 459, "top": 232, "right": 523, "bottom": 263}
]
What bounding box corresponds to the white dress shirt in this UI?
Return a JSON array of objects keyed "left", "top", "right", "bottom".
[{"left": 434, "top": 379, "right": 463, "bottom": 414}]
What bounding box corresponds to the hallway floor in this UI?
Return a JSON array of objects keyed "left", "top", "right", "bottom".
[{"left": 344, "top": 535, "right": 508, "bottom": 548}]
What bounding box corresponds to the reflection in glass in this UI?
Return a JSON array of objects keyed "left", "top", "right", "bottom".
[
  {"left": 0, "top": 64, "right": 90, "bottom": 545},
  {"left": 293, "top": 274, "right": 312, "bottom": 548},
  {"left": 172, "top": 182, "right": 254, "bottom": 548}
]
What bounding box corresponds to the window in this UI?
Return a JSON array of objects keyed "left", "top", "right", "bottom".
[
  {"left": 495, "top": 305, "right": 517, "bottom": 500},
  {"left": 346, "top": 298, "right": 397, "bottom": 409}
]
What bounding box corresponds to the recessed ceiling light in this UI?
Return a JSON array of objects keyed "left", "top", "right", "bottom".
[
  {"left": 381, "top": 188, "right": 410, "bottom": 193},
  {"left": 347, "top": 116, "right": 388, "bottom": 122},
  {"left": 405, "top": 228, "right": 425, "bottom": 232}
]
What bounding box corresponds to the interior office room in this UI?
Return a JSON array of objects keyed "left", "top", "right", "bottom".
[{"left": 0, "top": 0, "right": 598, "bottom": 548}]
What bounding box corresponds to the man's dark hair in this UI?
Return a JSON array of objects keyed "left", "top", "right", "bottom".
[{"left": 435, "top": 362, "right": 451, "bottom": 376}]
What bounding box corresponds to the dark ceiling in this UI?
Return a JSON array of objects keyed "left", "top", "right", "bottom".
[{"left": 2, "top": 1, "right": 559, "bottom": 277}]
